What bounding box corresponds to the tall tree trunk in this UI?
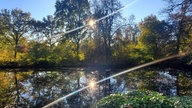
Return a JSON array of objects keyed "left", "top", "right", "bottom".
[
  {"left": 14, "top": 35, "right": 19, "bottom": 59},
  {"left": 76, "top": 40, "right": 80, "bottom": 62},
  {"left": 14, "top": 42, "right": 18, "bottom": 59},
  {"left": 176, "top": 17, "right": 184, "bottom": 54},
  {"left": 176, "top": 30, "right": 181, "bottom": 54},
  {"left": 14, "top": 48, "right": 17, "bottom": 59},
  {"left": 155, "top": 41, "right": 158, "bottom": 59},
  {"left": 103, "top": 35, "right": 107, "bottom": 65}
]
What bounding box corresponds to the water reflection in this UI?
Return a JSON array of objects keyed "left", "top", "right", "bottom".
[
  {"left": 0, "top": 68, "right": 191, "bottom": 107},
  {"left": 0, "top": 70, "right": 32, "bottom": 108}
]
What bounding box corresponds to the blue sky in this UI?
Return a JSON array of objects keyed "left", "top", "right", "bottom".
[
  {"left": 0, "top": 0, "right": 55, "bottom": 20},
  {"left": 121, "top": 0, "right": 167, "bottom": 22},
  {"left": 0, "top": 0, "right": 167, "bottom": 22}
]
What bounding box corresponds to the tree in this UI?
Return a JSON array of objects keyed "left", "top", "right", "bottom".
[
  {"left": 164, "top": 0, "right": 192, "bottom": 92},
  {"left": 80, "top": 37, "right": 96, "bottom": 65},
  {"left": 27, "top": 41, "right": 49, "bottom": 66},
  {"left": 0, "top": 9, "right": 32, "bottom": 59},
  {"left": 124, "top": 15, "right": 139, "bottom": 43},
  {"left": 138, "top": 15, "right": 160, "bottom": 59},
  {"left": 52, "top": 40, "right": 77, "bottom": 66},
  {"left": 55, "top": 0, "right": 90, "bottom": 61},
  {"left": 111, "top": 15, "right": 140, "bottom": 65},
  {"left": 41, "top": 15, "right": 60, "bottom": 51},
  {"left": 164, "top": 0, "right": 192, "bottom": 53},
  {"left": 91, "top": 0, "right": 122, "bottom": 65},
  {"left": 137, "top": 15, "right": 173, "bottom": 60},
  {"left": 112, "top": 29, "right": 129, "bottom": 63}
]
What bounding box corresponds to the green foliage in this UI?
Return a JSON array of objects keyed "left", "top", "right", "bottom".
[
  {"left": 0, "top": 1, "right": 192, "bottom": 67},
  {"left": 55, "top": 0, "right": 90, "bottom": 62},
  {"left": 129, "top": 45, "right": 154, "bottom": 64},
  {"left": 164, "top": 0, "right": 192, "bottom": 53},
  {"left": 80, "top": 38, "right": 96, "bottom": 62},
  {"left": 51, "top": 40, "right": 78, "bottom": 66},
  {"left": 0, "top": 8, "right": 32, "bottom": 59},
  {"left": 96, "top": 94, "right": 126, "bottom": 108},
  {"left": 122, "top": 90, "right": 175, "bottom": 108},
  {"left": 26, "top": 40, "right": 80, "bottom": 67},
  {"left": 27, "top": 42, "right": 49, "bottom": 61},
  {"left": 169, "top": 96, "right": 192, "bottom": 108},
  {"left": 137, "top": 16, "right": 159, "bottom": 60},
  {"left": 136, "top": 15, "right": 174, "bottom": 61},
  {"left": 96, "top": 90, "right": 184, "bottom": 108},
  {"left": 178, "top": 73, "right": 192, "bottom": 95},
  {"left": 180, "top": 52, "right": 192, "bottom": 65}
]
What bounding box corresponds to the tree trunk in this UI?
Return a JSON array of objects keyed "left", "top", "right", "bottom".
[
  {"left": 76, "top": 40, "right": 80, "bottom": 62},
  {"left": 176, "top": 32, "right": 181, "bottom": 54},
  {"left": 103, "top": 35, "right": 107, "bottom": 65},
  {"left": 14, "top": 48, "right": 17, "bottom": 59},
  {"left": 14, "top": 35, "right": 19, "bottom": 59},
  {"left": 176, "top": 20, "right": 183, "bottom": 54}
]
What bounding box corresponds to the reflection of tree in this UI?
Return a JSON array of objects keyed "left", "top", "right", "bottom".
[
  {"left": 178, "top": 73, "right": 192, "bottom": 95},
  {"left": 0, "top": 72, "right": 15, "bottom": 107},
  {"left": 29, "top": 69, "right": 94, "bottom": 108},
  {"left": 169, "top": 69, "right": 192, "bottom": 96},
  {"left": 29, "top": 71, "right": 67, "bottom": 107},
  {"left": 1, "top": 68, "right": 190, "bottom": 107},
  {"left": 0, "top": 70, "right": 32, "bottom": 107},
  {"left": 121, "top": 68, "right": 192, "bottom": 96}
]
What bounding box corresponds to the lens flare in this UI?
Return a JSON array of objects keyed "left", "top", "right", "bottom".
[
  {"left": 88, "top": 19, "right": 96, "bottom": 28},
  {"left": 89, "top": 80, "right": 96, "bottom": 88},
  {"left": 54, "top": 0, "right": 139, "bottom": 38},
  {"left": 42, "top": 54, "right": 185, "bottom": 108},
  {"left": 42, "top": 0, "right": 146, "bottom": 107}
]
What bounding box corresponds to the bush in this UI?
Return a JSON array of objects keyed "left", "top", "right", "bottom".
[
  {"left": 169, "top": 96, "right": 192, "bottom": 108},
  {"left": 96, "top": 90, "right": 178, "bottom": 108},
  {"left": 96, "top": 94, "right": 126, "bottom": 108},
  {"left": 121, "top": 90, "right": 175, "bottom": 108}
]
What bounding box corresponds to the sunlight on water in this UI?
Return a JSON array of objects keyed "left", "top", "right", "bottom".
[
  {"left": 87, "top": 19, "right": 96, "bottom": 28},
  {"left": 89, "top": 80, "right": 96, "bottom": 89},
  {"left": 42, "top": 86, "right": 89, "bottom": 108},
  {"left": 43, "top": 54, "right": 185, "bottom": 108}
]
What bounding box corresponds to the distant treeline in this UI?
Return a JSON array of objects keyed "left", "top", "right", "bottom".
[{"left": 0, "top": 0, "right": 191, "bottom": 68}]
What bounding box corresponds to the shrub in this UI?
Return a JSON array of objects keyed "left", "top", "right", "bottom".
[
  {"left": 96, "top": 94, "right": 126, "bottom": 108},
  {"left": 169, "top": 96, "right": 192, "bottom": 108},
  {"left": 96, "top": 90, "right": 177, "bottom": 108},
  {"left": 122, "top": 90, "right": 175, "bottom": 108}
]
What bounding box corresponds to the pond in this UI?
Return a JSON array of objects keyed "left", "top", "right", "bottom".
[{"left": 0, "top": 67, "right": 192, "bottom": 108}]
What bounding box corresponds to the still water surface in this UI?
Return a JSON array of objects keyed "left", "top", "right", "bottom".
[{"left": 0, "top": 67, "right": 191, "bottom": 108}]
